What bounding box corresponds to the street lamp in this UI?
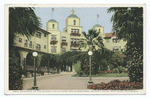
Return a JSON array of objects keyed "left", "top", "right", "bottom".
[
  {"left": 32, "top": 51, "right": 38, "bottom": 90},
  {"left": 88, "top": 51, "right": 93, "bottom": 84}
]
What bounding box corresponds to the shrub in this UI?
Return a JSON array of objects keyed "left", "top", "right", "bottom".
[
  {"left": 87, "top": 80, "right": 143, "bottom": 90},
  {"left": 109, "top": 52, "right": 124, "bottom": 68},
  {"left": 73, "top": 60, "right": 83, "bottom": 76},
  {"left": 127, "top": 47, "right": 143, "bottom": 82},
  {"left": 9, "top": 65, "right": 23, "bottom": 90},
  {"left": 101, "top": 70, "right": 114, "bottom": 74},
  {"left": 113, "top": 68, "right": 119, "bottom": 73},
  {"left": 9, "top": 49, "right": 23, "bottom": 90},
  {"left": 117, "top": 66, "right": 127, "bottom": 73},
  {"left": 83, "top": 59, "right": 97, "bottom": 75},
  {"left": 113, "top": 66, "right": 127, "bottom": 73}
]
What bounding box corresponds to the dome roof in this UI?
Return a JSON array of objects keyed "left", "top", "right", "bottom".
[
  {"left": 93, "top": 24, "right": 101, "bottom": 27},
  {"left": 48, "top": 19, "right": 57, "bottom": 22},
  {"left": 68, "top": 14, "right": 78, "bottom": 18}
]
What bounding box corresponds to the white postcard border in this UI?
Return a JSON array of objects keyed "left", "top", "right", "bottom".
[{"left": 4, "top": 4, "right": 146, "bottom": 95}]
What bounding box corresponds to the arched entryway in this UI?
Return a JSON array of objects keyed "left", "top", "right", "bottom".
[{"left": 26, "top": 52, "right": 34, "bottom": 66}]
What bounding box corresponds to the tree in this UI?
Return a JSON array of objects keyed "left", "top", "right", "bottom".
[
  {"left": 79, "top": 29, "right": 104, "bottom": 51},
  {"left": 9, "top": 7, "right": 41, "bottom": 90},
  {"left": 73, "top": 61, "right": 83, "bottom": 76},
  {"left": 108, "top": 7, "right": 143, "bottom": 82},
  {"left": 109, "top": 52, "right": 124, "bottom": 68},
  {"left": 79, "top": 29, "right": 113, "bottom": 73},
  {"left": 93, "top": 48, "right": 113, "bottom": 71}
]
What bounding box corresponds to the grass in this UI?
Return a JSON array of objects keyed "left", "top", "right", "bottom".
[{"left": 71, "top": 73, "right": 128, "bottom": 77}]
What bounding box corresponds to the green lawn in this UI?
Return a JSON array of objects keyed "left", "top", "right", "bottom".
[{"left": 71, "top": 73, "right": 128, "bottom": 77}]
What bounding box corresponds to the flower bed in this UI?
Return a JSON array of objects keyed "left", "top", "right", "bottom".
[
  {"left": 87, "top": 80, "right": 143, "bottom": 90},
  {"left": 61, "top": 42, "right": 67, "bottom": 46},
  {"left": 70, "top": 33, "right": 81, "bottom": 36},
  {"left": 70, "top": 43, "right": 79, "bottom": 47},
  {"left": 101, "top": 70, "right": 114, "bottom": 74},
  {"left": 50, "top": 41, "right": 57, "bottom": 44}
]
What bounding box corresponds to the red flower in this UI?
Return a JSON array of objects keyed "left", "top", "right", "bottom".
[
  {"left": 50, "top": 41, "right": 57, "bottom": 44},
  {"left": 70, "top": 33, "right": 81, "bottom": 36},
  {"left": 71, "top": 43, "right": 79, "bottom": 47},
  {"left": 61, "top": 42, "right": 67, "bottom": 46}
]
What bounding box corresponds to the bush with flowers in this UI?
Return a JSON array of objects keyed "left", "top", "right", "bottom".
[
  {"left": 87, "top": 80, "right": 143, "bottom": 90},
  {"left": 113, "top": 66, "right": 127, "bottom": 73},
  {"left": 50, "top": 41, "right": 57, "bottom": 44},
  {"left": 70, "top": 33, "right": 81, "bottom": 36},
  {"left": 101, "top": 70, "right": 114, "bottom": 74},
  {"left": 70, "top": 43, "right": 79, "bottom": 47},
  {"left": 61, "top": 42, "right": 67, "bottom": 46}
]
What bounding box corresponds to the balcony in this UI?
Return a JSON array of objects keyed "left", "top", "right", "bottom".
[
  {"left": 50, "top": 41, "right": 58, "bottom": 45},
  {"left": 61, "top": 42, "right": 67, "bottom": 46},
  {"left": 70, "top": 33, "right": 81, "bottom": 36},
  {"left": 70, "top": 43, "right": 79, "bottom": 47}
]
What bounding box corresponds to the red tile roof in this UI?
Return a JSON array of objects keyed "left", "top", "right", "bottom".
[{"left": 104, "top": 33, "right": 117, "bottom": 39}]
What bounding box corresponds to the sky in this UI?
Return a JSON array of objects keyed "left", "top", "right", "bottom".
[{"left": 34, "top": 7, "right": 114, "bottom": 33}]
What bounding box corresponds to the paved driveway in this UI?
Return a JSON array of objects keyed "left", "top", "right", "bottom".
[{"left": 23, "top": 72, "right": 129, "bottom": 90}]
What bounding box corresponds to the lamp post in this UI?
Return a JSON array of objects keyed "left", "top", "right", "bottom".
[
  {"left": 88, "top": 51, "right": 93, "bottom": 84},
  {"left": 32, "top": 51, "right": 38, "bottom": 90}
]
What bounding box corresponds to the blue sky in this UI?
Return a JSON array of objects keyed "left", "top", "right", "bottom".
[{"left": 34, "top": 7, "right": 114, "bottom": 33}]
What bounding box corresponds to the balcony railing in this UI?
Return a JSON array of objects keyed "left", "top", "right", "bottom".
[
  {"left": 50, "top": 41, "right": 58, "bottom": 45},
  {"left": 70, "top": 43, "right": 79, "bottom": 47},
  {"left": 70, "top": 33, "right": 81, "bottom": 36},
  {"left": 61, "top": 42, "right": 67, "bottom": 46}
]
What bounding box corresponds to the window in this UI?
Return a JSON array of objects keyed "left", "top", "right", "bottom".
[
  {"left": 71, "top": 38, "right": 73, "bottom": 44},
  {"left": 77, "top": 29, "right": 79, "bottom": 33},
  {"left": 29, "top": 41, "right": 32, "bottom": 48},
  {"left": 62, "top": 47, "right": 66, "bottom": 52},
  {"left": 52, "top": 24, "right": 55, "bottom": 29},
  {"left": 51, "top": 46, "right": 56, "bottom": 53},
  {"left": 99, "top": 29, "right": 100, "bottom": 32},
  {"left": 36, "top": 44, "right": 41, "bottom": 50},
  {"left": 74, "top": 29, "right": 76, "bottom": 33},
  {"left": 24, "top": 40, "right": 28, "bottom": 47},
  {"left": 106, "top": 39, "right": 109, "bottom": 43},
  {"left": 44, "top": 34, "right": 46, "bottom": 37},
  {"left": 62, "top": 37, "right": 66, "bottom": 42},
  {"left": 113, "top": 48, "right": 119, "bottom": 52},
  {"left": 44, "top": 45, "right": 46, "bottom": 49},
  {"left": 74, "top": 39, "right": 76, "bottom": 44},
  {"left": 19, "top": 38, "right": 22, "bottom": 43},
  {"left": 112, "top": 38, "right": 119, "bottom": 43},
  {"left": 36, "top": 32, "right": 41, "bottom": 38},
  {"left": 74, "top": 20, "right": 76, "bottom": 25},
  {"left": 113, "top": 46, "right": 121, "bottom": 52},
  {"left": 71, "top": 29, "right": 73, "bottom": 33},
  {"left": 71, "top": 29, "right": 79, "bottom": 33},
  {"left": 51, "top": 35, "right": 56, "bottom": 41}
]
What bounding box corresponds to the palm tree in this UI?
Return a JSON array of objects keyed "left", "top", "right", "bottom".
[
  {"left": 79, "top": 29, "right": 104, "bottom": 51},
  {"left": 9, "top": 7, "right": 41, "bottom": 90},
  {"left": 9, "top": 7, "right": 41, "bottom": 48}
]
